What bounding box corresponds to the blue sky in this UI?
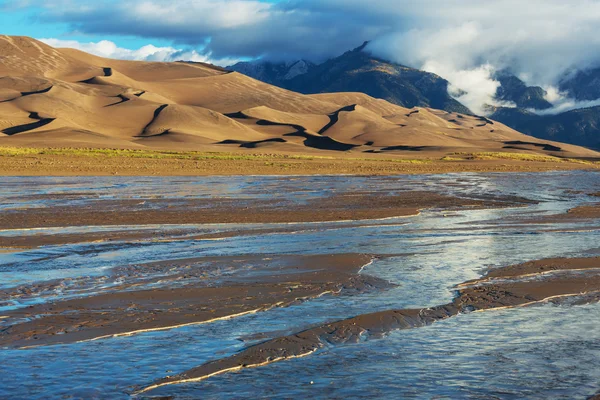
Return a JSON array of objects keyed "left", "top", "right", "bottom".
[{"left": 0, "top": 0, "right": 173, "bottom": 49}]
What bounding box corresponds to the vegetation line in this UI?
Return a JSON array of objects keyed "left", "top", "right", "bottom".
[{"left": 0, "top": 147, "right": 597, "bottom": 166}]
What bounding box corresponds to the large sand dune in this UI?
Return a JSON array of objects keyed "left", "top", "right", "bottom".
[{"left": 1, "top": 35, "right": 598, "bottom": 158}]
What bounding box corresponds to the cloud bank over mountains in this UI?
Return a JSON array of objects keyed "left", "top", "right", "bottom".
[{"left": 11, "top": 0, "right": 600, "bottom": 114}]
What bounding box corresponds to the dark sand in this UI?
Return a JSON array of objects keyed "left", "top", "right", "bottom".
[
  {"left": 516, "top": 203, "right": 600, "bottom": 224},
  {"left": 567, "top": 204, "right": 600, "bottom": 219},
  {"left": 0, "top": 228, "right": 191, "bottom": 248},
  {"left": 136, "top": 256, "right": 600, "bottom": 394}
]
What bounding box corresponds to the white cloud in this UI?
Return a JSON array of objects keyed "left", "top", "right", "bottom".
[
  {"left": 534, "top": 87, "right": 600, "bottom": 115},
  {"left": 38, "top": 38, "right": 239, "bottom": 66},
  {"left": 421, "top": 60, "right": 510, "bottom": 115},
  {"left": 543, "top": 86, "right": 565, "bottom": 104}
]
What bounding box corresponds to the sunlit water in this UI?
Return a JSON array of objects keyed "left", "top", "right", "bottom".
[{"left": 0, "top": 172, "right": 599, "bottom": 399}]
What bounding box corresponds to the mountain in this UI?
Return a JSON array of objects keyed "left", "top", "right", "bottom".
[
  {"left": 228, "top": 42, "right": 472, "bottom": 115},
  {"left": 491, "top": 106, "right": 600, "bottom": 150},
  {"left": 227, "top": 59, "right": 316, "bottom": 86},
  {"left": 0, "top": 35, "right": 597, "bottom": 158},
  {"left": 559, "top": 67, "right": 600, "bottom": 100},
  {"left": 493, "top": 72, "right": 552, "bottom": 110},
  {"left": 487, "top": 70, "right": 600, "bottom": 150}
]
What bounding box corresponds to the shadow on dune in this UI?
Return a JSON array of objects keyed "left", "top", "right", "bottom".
[
  {"left": 365, "top": 145, "right": 432, "bottom": 152},
  {"left": 257, "top": 119, "right": 358, "bottom": 151},
  {"left": 0, "top": 85, "right": 53, "bottom": 103},
  {"left": 224, "top": 110, "right": 359, "bottom": 151},
  {"left": 20, "top": 85, "right": 53, "bottom": 97},
  {"left": 138, "top": 104, "right": 169, "bottom": 136},
  {"left": 503, "top": 140, "right": 562, "bottom": 152},
  {"left": 78, "top": 67, "right": 113, "bottom": 84},
  {"left": 218, "top": 138, "right": 287, "bottom": 148},
  {"left": 104, "top": 94, "right": 130, "bottom": 107},
  {"left": 318, "top": 104, "right": 356, "bottom": 134},
  {"left": 2, "top": 117, "right": 55, "bottom": 135}
]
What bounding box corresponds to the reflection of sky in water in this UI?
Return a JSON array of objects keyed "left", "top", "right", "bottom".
[
  {"left": 0, "top": 171, "right": 599, "bottom": 398},
  {"left": 1, "top": 171, "right": 598, "bottom": 210}
]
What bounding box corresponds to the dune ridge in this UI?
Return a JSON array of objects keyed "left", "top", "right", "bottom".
[{"left": 1, "top": 35, "right": 598, "bottom": 158}]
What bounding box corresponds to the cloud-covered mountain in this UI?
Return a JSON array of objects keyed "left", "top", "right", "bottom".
[
  {"left": 229, "top": 43, "right": 471, "bottom": 114},
  {"left": 490, "top": 106, "right": 600, "bottom": 150},
  {"left": 559, "top": 67, "right": 600, "bottom": 101},
  {"left": 493, "top": 72, "right": 552, "bottom": 110},
  {"left": 485, "top": 72, "right": 600, "bottom": 150}
]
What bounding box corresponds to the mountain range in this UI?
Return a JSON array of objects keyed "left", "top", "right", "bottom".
[
  {"left": 229, "top": 42, "right": 470, "bottom": 114},
  {"left": 489, "top": 72, "right": 600, "bottom": 149},
  {"left": 228, "top": 44, "right": 600, "bottom": 150},
  {"left": 0, "top": 35, "right": 597, "bottom": 160}
]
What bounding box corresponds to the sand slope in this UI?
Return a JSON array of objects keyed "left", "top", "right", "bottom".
[{"left": 1, "top": 35, "right": 598, "bottom": 158}]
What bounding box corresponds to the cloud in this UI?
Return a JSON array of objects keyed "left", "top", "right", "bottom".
[
  {"left": 27, "top": 0, "right": 390, "bottom": 61},
  {"left": 426, "top": 62, "right": 522, "bottom": 115},
  {"left": 15, "top": 0, "right": 600, "bottom": 114},
  {"left": 364, "top": 1, "right": 600, "bottom": 114},
  {"left": 532, "top": 87, "right": 600, "bottom": 115},
  {"left": 39, "top": 38, "right": 238, "bottom": 66}
]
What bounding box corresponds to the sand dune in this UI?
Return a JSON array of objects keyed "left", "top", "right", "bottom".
[{"left": 1, "top": 35, "right": 598, "bottom": 158}]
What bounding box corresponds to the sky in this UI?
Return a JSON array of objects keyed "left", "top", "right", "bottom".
[{"left": 3, "top": 0, "right": 600, "bottom": 114}]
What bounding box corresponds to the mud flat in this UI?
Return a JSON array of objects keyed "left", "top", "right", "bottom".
[
  {"left": 135, "top": 256, "right": 600, "bottom": 394},
  {"left": 0, "top": 254, "right": 392, "bottom": 348},
  {"left": 0, "top": 190, "right": 535, "bottom": 230},
  {"left": 514, "top": 203, "right": 600, "bottom": 224}
]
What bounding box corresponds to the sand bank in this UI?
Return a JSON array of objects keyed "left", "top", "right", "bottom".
[{"left": 0, "top": 190, "right": 535, "bottom": 230}]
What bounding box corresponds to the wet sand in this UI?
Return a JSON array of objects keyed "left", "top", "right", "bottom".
[
  {"left": 136, "top": 256, "right": 600, "bottom": 394},
  {"left": 0, "top": 254, "right": 392, "bottom": 348},
  {"left": 0, "top": 228, "right": 190, "bottom": 248},
  {"left": 567, "top": 204, "right": 600, "bottom": 219},
  {"left": 515, "top": 203, "right": 600, "bottom": 224},
  {"left": 0, "top": 191, "right": 535, "bottom": 230}
]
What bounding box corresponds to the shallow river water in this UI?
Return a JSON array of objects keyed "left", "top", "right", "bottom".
[{"left": 1, "top": 172, "right": 599, "bottom": 399}]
